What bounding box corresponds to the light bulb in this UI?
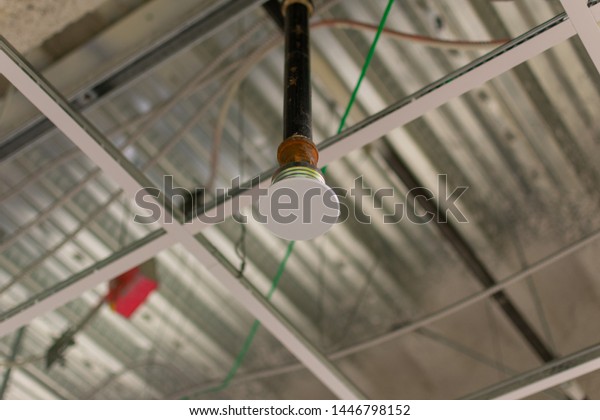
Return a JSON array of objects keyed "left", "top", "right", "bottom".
[{"left": 258, "top": 163, "right": 339, "bottom": 241}]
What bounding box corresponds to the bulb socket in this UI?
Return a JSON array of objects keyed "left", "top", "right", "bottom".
[{"left": 272, "top": 161, "right": 324, "bottom": 185}]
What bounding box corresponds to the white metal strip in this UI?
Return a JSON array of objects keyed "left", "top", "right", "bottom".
[
  {"left": 0, "top": 43, "right": 364, "bottom": 400},
  {"left": 178, "top": 237, "right": 366, "bottom": 399},
  {"left": 0, "top": 233, "right": 176, "bottom": 337},
  {"left": 317, "top": 16, "right": 576, "bottom": 165},
  {"left": 593, "top": 3, "right": 600, "bottom": 20},
  {"left": 560, "top": 0, "right": 600, "bottom": 72},
  {"left": 495, "top": 355, "right": 600, "bottom": 400},
  {"left": 331, "top": 228, "right": 600, "bottom": 359}
]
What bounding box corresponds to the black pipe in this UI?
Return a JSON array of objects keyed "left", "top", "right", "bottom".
[{"left": 283, "top": 1, "right": 313, "bottom": 140}]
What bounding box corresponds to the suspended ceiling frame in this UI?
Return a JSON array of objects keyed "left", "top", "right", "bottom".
[
  {"left": 1, "top": 0, "right": 600, "bottom": 399},
  {"left": 0, "top": 0, "right": 267, "bottom": 161}
]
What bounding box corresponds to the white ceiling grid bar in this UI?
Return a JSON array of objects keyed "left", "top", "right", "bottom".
[
  {"left": 0, "top": 233, "right": 176, "bottom": 337},
  {"left": 495, "top": 352, "right": 600, "bottom": 400},
  {"left": 465, "top": 341, "right": 600, "bottom": 400},
  {"left": 0, "top": 39, "right": 365, "bottom": 400},
  {"left": 560, "top": 0, "right": 600, "bottom": 72}
]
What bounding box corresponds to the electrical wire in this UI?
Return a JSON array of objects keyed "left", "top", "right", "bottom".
[
  {"left": 206, "top": 34, "right": 282, "bottom": 192},
  {"left": 0, "top": 354, "right": 44, "bottom": 368},
  {"left": 315, "top": 237, "right": 328, "bottom": 349},
  {"left": 0, "top": 58, "right": 249, "bottom": 260},
  {"left": 189, "top": 241, "right": 296, "bottom": 397},
  {"left": 485, "top": 300, "right": 506, "bottom": 381},
  {"left": 512, "top": 222, "right": 558, "bottom": 352},
  {"left": 333, "top": 257, "right": 380, "bottom": 347},
  {"left": 0, "top": 38, "right": 272, "bottom": 291},
  {"left": 312, "top": 19, "right": 509, "bottom": 50},
  {"left": 0, "top": 20, "right": 265, "bottom": 208},
  {"left": 120, "top": 17, "right": 269, "bottom": 151},
  {"left": 335, "top": 1, "right": 395, "bottom": 145},
  {"left": 0, "top": 84, "right": 14, "bottom": 128},
  {"left": 82, "top": 360, "right": 189, "bottom": 399},
  {"left": 235, "top": 30, "right": 248, "bottom": 279},
  {"left": 1, "top": 1, "right": 512, "bottom": 252},
  {"left": 0, "top": 191, "right": 123, "bottom": 296}
]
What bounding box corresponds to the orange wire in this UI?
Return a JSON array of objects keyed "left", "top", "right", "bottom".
[{"left": 312, "top": 19, "right": 510, "bottom": 49}]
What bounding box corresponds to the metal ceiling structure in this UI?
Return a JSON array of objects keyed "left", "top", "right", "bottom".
[{"left": 1, "top": 0, "right": 600, "bottom": 400}]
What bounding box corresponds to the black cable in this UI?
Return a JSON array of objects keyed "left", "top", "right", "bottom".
[
  {"left": 315, "top": 238, "right": 328, "bottom": 349},
  {"left": 235, "top": 222, "right": 247, "bottom": 278},
  {"left": 333, "top": 257, "right": 380, "bottom": 347},
  {"left": 234, "top": 35, "right": 248, "bottom": 279},
  {"left": 485, "top": 300, "right": 506, "bottom": 381},
  {"left": 511, "top": 221, "right": 557, "bottom": 353},
  {"left": 116, "top": 197, "right": 130, "bottom": 250}
]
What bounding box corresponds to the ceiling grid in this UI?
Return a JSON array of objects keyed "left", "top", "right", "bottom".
[{"left": 1, "top": 0, "right": 600, "bottom": 400}]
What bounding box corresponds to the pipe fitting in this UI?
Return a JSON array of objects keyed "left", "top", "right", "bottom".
[
  {"left": 277, "top": 134, "right": 319, "bottom": 167},
  {"left": 281, "top": 0, "right": 314, "bottom": 17}
]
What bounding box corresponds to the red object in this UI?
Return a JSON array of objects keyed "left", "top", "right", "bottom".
[{"left": 106, "top": 266, "right": 158, "bottom": 318}]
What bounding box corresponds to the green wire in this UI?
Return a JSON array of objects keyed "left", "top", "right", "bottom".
[
  {"left": 191, "top": 242, "right": 296, "bottom": 397},
  {"left": 336, "top": 0, "right": 394, "bottom": 136},
  {"left": 323, "top": 0, "right": 394, "bottom": 175},
  {"left": 191, "top": 0, "right": 395, "bottom": 398}
]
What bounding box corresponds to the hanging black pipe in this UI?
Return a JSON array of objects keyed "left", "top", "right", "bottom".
[
  {"left": 283, "top": 0, "right": 312, "bottom": 140},
  {"left": 266, "top": 0, "right": 339, "bottom": 242},
  {"left": 276, "top": 0, "right": 319, "bottom": 172}
]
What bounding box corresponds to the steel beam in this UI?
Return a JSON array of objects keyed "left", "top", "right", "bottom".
[{"left": 0, "top": 38, "right": 365, "bottom": 400}]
